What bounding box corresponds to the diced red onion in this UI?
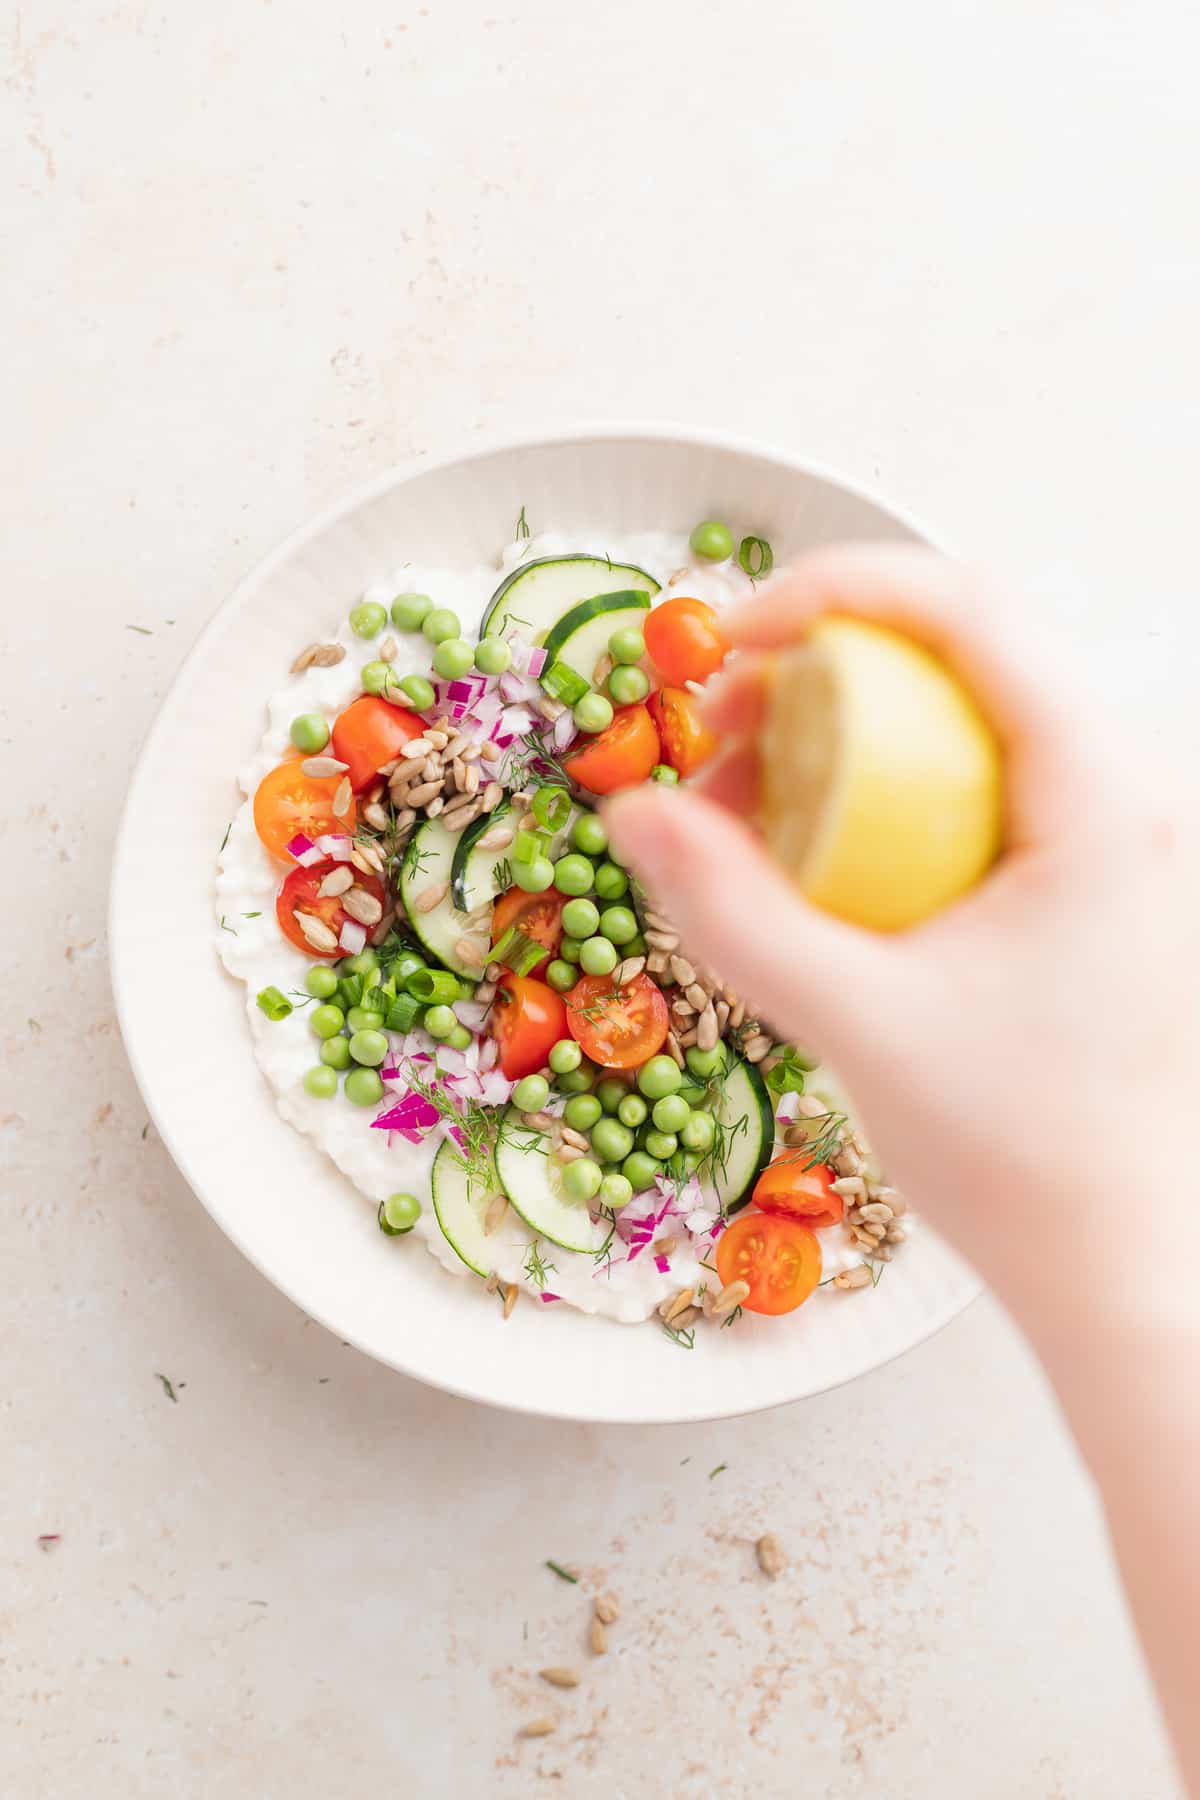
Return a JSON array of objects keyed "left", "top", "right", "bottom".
[
  {"left": 371, "top": 1091, "right": 441, "bottom": 1133},
  {"left": 286, "top": 833, "right": 323, "bottom": 868},
  {"left": 439, "top": 675, "right": 489, "bottom": 720},
  {"left": 496, "top": 704, "right": 535, "bottom": 744},
  {"left": 453, "top": 999, "right": 490, "bottom": 1031},
  {"left": 550, "top": 708, "right": 577, "bottom": 753},
  {"left": 540, "top": 1291, "right": 561, "bottom": 1304},
  {"left": 478, "top": 1036, "right": 499, "bottom": 1071},
  {"left": 436, "top": 1118, "right": 467, "bottom": 1151},
  {"left": 315, "top": 833, "right": 353, "bottom": 863},
  {"left": 525, "top": 645, "right": 548, "bottom": 678},
  {"left": 654, "top": 1254, "right": 671, "bottom": 1274},
  {"left": 775, "top": 1092, "right": 800, "bottom": 1123},
  {"left": 338, "top": 919, "right": 367, "bottom": 954}
]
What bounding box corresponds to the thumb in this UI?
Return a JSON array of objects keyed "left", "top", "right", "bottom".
[{"left": 601, "top": 784, "right": 897, "bottom": 1066}]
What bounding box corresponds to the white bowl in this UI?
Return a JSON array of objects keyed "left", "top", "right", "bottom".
[{"left": 110, "top": 425, "right": 979, "bottom": 1422}]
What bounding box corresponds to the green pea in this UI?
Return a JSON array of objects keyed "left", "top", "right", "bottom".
[
  {"left": 303, "top": 1064, "right": 339, "bottom": 1098},
  {"left": 617, "top": 1093, "right": 648, "bottom": 1128},
  {"left": 676, "top": 1081, "right": 707, "bottom": 1107},
  {"left": 637, "top": 1054, "right": 682, "bottom": 1099},
  {"left": 289, "top": 711, "right": 330, "bottom": 753},
  {"left": 689, "top": 519, "right": 734, "bottom": 561},
  {"left": 391, "top": 949, "right": 425, "bottom": 983},
  {"left": 573, "top": 692, "right": 614, "bottom": 735},
  {"left": 447, "top": 1024, "right": 474, "bottom": 1050},
  {"left": 580, "top": 936, "right": 618, "bottom": 976},
  {"left": 685, "top": 1044, "right": 726, "bottom": 1080},
  {"left": 668, "top": 1148, "right": 702, "bottom": 1180},
  {"left": 513, "top": 1074, "right": 550, "bottom": 1113},
  {"left": 556, "top": 1065, "right": 595, "bottom": 1094},
  {"left": 599, "top": 905, "right": 638, "bottom": 945},
  {"left": 424, "top": 1004, "right": 457, "bottom": 1040},
  {"left": 548, "top": 1038, "right": 582, "bottom": 1074},
  {"left": 422, "top": 607, "right": 461, "bottom": 644},
  {"left": 598, "top": 1171, "right": 634, "bottom": 1211},
  {"left": 562, "top": 1157, "right": 603, "bottom": 1203},
  {"left": 310, "top": 1003, "right": 345, "bottom": 1040},
  {"left": 559, "top": 934, "right": 583, "bottom": 965},
  {"left": 608, "top": 625, "right": 646, "bottom": 665},
  {"left": 433, "top": 637, "right": 475, "bottom": 680},
  {"left": 680, "top": 1110, "right": 716, "bottom": 1152},
  {"left": 652, "top": 1093, "right": 691, "bottom": 1134},
  {"left": 546, "top": 959, "right": 576, "bottom": 992},
  {"left": 561, "top": 897, "right": 600, "bottom": 938},
  {"left": 623, "top": 931, "right": 647, "bottom": 959},
  {"left": 788, "top": 1046, "right": 821, "bottom": 1071},
  {"left": 361, "top": 660, "right": 391, "bottom": 696},
  {"left": 570, "top": 812, "right": 608, "bottom": 857},
  {"left": 379, "top": 1191, "right": 422, "bottom": 1234},
  {"left": 474, "top": 636, "right": 511, "bottom": 675},
  {"left": 596, "top": 1077, "right": 628, "bottom": 1114},
  {"left": 593, "top": 862, "right": 628, "bottom": 900},
  {"left": 398, "top": 673, "right": 436, "bottom": 711},
  {"left": 341, "top": 950, "right": 379, "bottom": 978},
  {"left": 563, "top": 1094, "right": 602, "bottom": 1131},
  {"left": 651, "top": 764, "right": 679, "bottom": 785},
  {"left": 305, "top": 965, "right": 339, "bottom": 999},
  {"left": 591, "top": 1117, "right": 634, "bottom": 1163},
  {"left": 345, "top": 1005, "right": 384, "bottom": 1033},
  {"left": 344, "top": 1067, "right": 385, "bottom": 1107},
  {"left": 390, "top": 591, "right": 433, "bottom": 632},
  {"left": 320, "top": 1035, "right": 352, "bottom": 1070},
  {"left": 349, "top": 1028, "right": 389, "bottom": 1067},
  {"left": 621, "top": 1150, "right": 661, "bottom": 1192},
  {"left": 607, "top": 664, "right": 650, "bottom": 706},
  {"left": 350, "top": 600, "right": 388, "bottom": 638},
  {"left": 643, "top": 1129, "right": 677, "bottom": 1160},
  {"left": 552, "top": 852, "right": 594, "bottom": 897},
  {"left": 513, "top": 856, "right": 554, "bottom": 893}
]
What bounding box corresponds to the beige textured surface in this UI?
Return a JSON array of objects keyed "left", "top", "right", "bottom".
[{"left": 4, "top": 2, "right": 1196, "bottom": 1794}]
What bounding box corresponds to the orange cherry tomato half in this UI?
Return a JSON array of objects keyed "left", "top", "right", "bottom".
[
  {"left": 648, "top": 686, "right": 719, "bottom": 778},
  {"left": 276, "top": 861, "right": 387, "bottom": 958},
  {"left": 491, "top": 973, "right": 569, "bottom": 1081},
  {"left": 490, "top": 886, "right": 567, "bottom": 979},
  {"left": 331, "top": 695, "right": 427, "bottom": 792},
  {"left": 714, "top": 1212, "right": 823, "bottom": 1315},
  {"left": 253, "top": 760, "right": 357, "bottom": 862},
  {"left": 752, "top": 1157, "right": 844, "bottom": 1231},
  {"left": 564, "top": 971, "right": 670, "bottom": 1070},
  {"left": 644, "top": 596, "right": 727, "bottom": 686},
  {"left": 562, "top": 703, "right": 661, "bottom": 796}
]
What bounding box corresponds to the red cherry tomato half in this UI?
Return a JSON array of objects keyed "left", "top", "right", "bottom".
[
  {"left": 565, "top": 972, "right": 670, "bottom": 1070},
  {"left": 253, "top": 760, "right": 357, "bottom": 862},
  {"left": 490, "top": 886, "right": 567, "bottom": 979},
  {"left": 644, "top": 595, "right": 727, "bottom": 686},
  {"left": 714, "top": 1211, "right": 823, "bottom": 1315},
  {"left": 563, "top": 703, "right": 661, "bottom": 796},
  {"left": 752, "top": 1157, "right": 844, "bottom": 1230},
  {"left": 648, "top": 686, "right": 719, "bottom": 778},
  {"left": 491, "top": 973, "right": 569, "bottom": 1081},
  {"left": 331, "top": 696, "right": 427, "bottom": 792},
  {"left": 276, "top": 860, "right": 387, "bottom": 958}
]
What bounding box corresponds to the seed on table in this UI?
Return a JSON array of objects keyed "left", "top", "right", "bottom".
[
  {"left": 522, "top": 1110, "right": 555, "bottom": 1130},
  {"left": 502, "top": 1283, "right": 519, "bottom": 1320},
  {"left": 421, "top": 756, "right": 441, "bottom": 782},
  {"left": 343, "top": 886, "right": 384, "bottom": 926},
  {"left": 833, "top": 1265, "right": 874, "bottom": 1290},
  {"left": 460, "top": 763, "right": 481, "bottom": 796},
  {"left": 560, "top": 1125, "right": 591, "bottom": 1151},
  {"left": 651, "top": 1236, "right": 678, "bottom": 1258},
  {"left": 450, "top": 755, "right": 467, "bottom": 789},
  {"left": 712, "top": 1279, "right": 750, "bottom": 1317},
  {"left": 671, "top": 996, "right": 695, "bottom": 1017},
  {"left": 594, "top": 1592, "right": 620, "bottom": 1625},
  {"left": 351, "top": 843, "right": 383, "bottom": 874},
  {"left": 460, "top": 742, "right": 482, "bottom": 763},
  {"left": 378, "top": 634, "right": 399, "bottom": 662},
  {"left": 483, "top": 1194, "right": 508, "bottom": 1235},
  {"left": 317, "top": 865, "right": 354, "bottom": 898},
  {"left": 539, "top": 1667, "right": 579, "bottom": 1689},
  {"left": 592, "top": 651, "right": 614, "bottom": 687},
  {"left": 309, "top": 643, "right": 346, "bottom": 668},
  {"left": 755, "top": 1533, "right": 786, "bottom": 1579},
  {"left": 671, "top": 1306, "right": 701, "bottom": 1329},
  {"left": 295, "top": 911, "right": 339, "bottom": 952},
  {"left": 678, "top": 1026, "right": 697, "bottom": 1048},
  {"left": 669, "top": 955, "right": 696, "bottom": 987},
  {"left": 589, "top": 1617, "right": 608, "bottom": 1655},
  {"left": 555, "top": 1144, "right": 585, "bottom": 1164},
  {"left": 643, "top": 909, "right": 672, "bottom": 931},
  {"left": 519, "top": 1718, "right": 556, "bottom": 1738},
  {"left": 291, "top": 643, "right": 320, "bottom": 672},
  {"left": 834, "top": 1147, "right": 865, "bottom": 1177},
  {"left": 874, "top": 1186, "right": 905, "bottom": 1215}
]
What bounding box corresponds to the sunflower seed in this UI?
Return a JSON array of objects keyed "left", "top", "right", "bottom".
[
  {"left": 538, "top": 697, "right": 566, "bottom": 722},
  {"left": 560, "top": 1126, "right": 591, "bottom": 1152},
  {"left": 425, "top": 796, "right": 445, "bottom": 818},
  {"left": 712, "top": 1279, "right": 750, "bottom": 1317},
  {"left": 678, "top": 1026, "right": 698, "bottom": 1048},
  {"left": 343, "top": 886, "right": 384, "bottom": 926},
  {"left": 519, "top": 1718, "right": 555, "bottom": 1739},
  {"left": 351, "top": 842, "right": 384, "bottom": 874},
  {"left": 593, "top": 651, "right": 614, "bottom": 687},
  {"left": 399, "top": 738, "right": 431, "bottom": 760},
  {"left": 379, "top": 635, "right": 399, "bottom": 662},
  {"left": 667, "top": 955, "right": 695, "bottom": 987},
  {"left": 301, "top": 755, "right": 348, "bottom": 779},
  {"left": 755, "top": 1533, "right": 786, "bottom": 1579},
  {"left": 482, "top": 781, "right": 505, "bottom": 812},
  {"left": 728, "top": 999, "right": 746, "bottom": 1030},
  {"left": 317, "top": 865, "right": 354, "bottom": 898},
  {"left": 309, "top": 643, "right": 346, "bottom": 668},
  {"left": 696, "top": 1005, "right": 719, "bottom": 1052},
  {"left": 460, "top": 763, "right": 481, "bottom": 797},
  {"left": 478, "top": 824, "right": 513, "bottom": 851},
  {"left": 685, "top": 678, "right": 706, "bottom": 697},
  {"left": 369, "top": 909, "right": 396, "bottom": 945},
  {"left": 885, "top": 1223, "right": 907, "bottom": 1244},
  {"left": 660, "top": 1287, "right": 695, "bottom": 1326},
  {"left": 831, "top": 1176, "right": 867, "bottom": 1202},
  {"left": 833, "top": 1265, "right": 874, "bottom": 1290},
  {"left": 646, "top": 952, "right": 669, "bottom": 976},
  {"left": 479, "top": 740, "right": 501, "bottom": 763},
  {"left": 484, "top": 1271, "right": 500, "bottom": 1294},
  {"left": 741, "top": 1033, "right": 771, "bottom": 1063},
  {"left": 404, "top": 780, "right": 442, "bottom": 809},
  {"left": 644, "top": 928, "right": 680, "bottom": 952},
  {"left": 594, "top": 1591, "right": 620, "bottom": 1625},
  {"left": 415, "top": 881, "right": 449, "bottom": 913},
  {"left": 425, "top": 728, "right": 450, "bottom": 749},
  {"left": 618, "top": 955, "right": 646, "bottom": 983},
  {"left": 445, "top": 802, "right": 484, "bottom": 835},
  {"left": 684, "top": 983, "right": 709, "bottom": 1013},
  {"left": 443, "top": 731, "right": 470, "bottom": 761},
  {"left": 502, "top": 1283, "right": 519, "bottom": 1320},
  {"left": 858, "top": 1202, "right": 893, "bottom": 1225},
  {"left": 671, "top": 1306, "right": 701, "bottom": 1329},
  {"left": 715, "top": 999, "right": 730, "bottom": 1033},
  {"left": 834, "top": 1146, "right": 864, "bottom": 1177},
  {"left": 473, "top": 982, "right": 496, "bottom": 1005},
  {"left": 665, "top": 1031, "right": 686, "bottom": 1068},
  {"left": 454, "top": 935, "right": 487, "bottom": 968},
  {"left": 294, "top": 910, "right": 339, "bottom": 952},
  {"left": 589, "top": 1617, "right": 608, "bottom": 1655},
  {"left": 483, "top": 1194, "right": 508, "bottom": 1235},
  {"left": 421, "top": 755, "right": 441, "bottom": 782},
  {"left": 290, "top": 643, "right": 320, "bottom": 673},
  {"left": 671, "top": 996, "right": 695, "bottom": 1018},
  {"left": 539, "top": 1666, "right": 579, "bottom": 1689},
  {"left": 332, "top": 776, "right": 353, "bottom": 816}
]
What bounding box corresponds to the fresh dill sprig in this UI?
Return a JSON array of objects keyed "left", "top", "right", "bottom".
[
  {"left": 662, "top": 1323, "right": 697, "bottom": 1350},
  {"left": 719, "top": 1305, "right": 744, "bottom": 1330},
  {"left": 544, "top": 1559, "right": 577, "bottom": 1583},
  {"left": 522, "top": 1241, "right": 556, "bottom": 1291},
  {"left": 394, "top": 1056, "right": 496, "bottom": 1192},
  {"left": 492, "top": 856, "right": 513, "bottom": 891},
  {"left": 218, "top": 916, "right": 236, "bottom": 935},
  {"left": 219, "top": 821, "right": 232, "bottom": 853},
  {"left": 592, "top": 1208, "right": 618, "bottom": 1274},
  {"left": 515, "top": 505, "right": 531, "bottom": 541}
]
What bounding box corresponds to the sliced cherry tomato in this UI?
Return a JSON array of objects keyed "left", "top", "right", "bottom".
[
  {"left": 644, "top": 596, "right": 727, "bottom": 686},
  {"left": 565, "top": 972, "right": 669, "bottom": 1070},
  {"left": 276, "top": 861, "right": 387, "bottom": 958},
  {"left": 491, "top": 886, "right": 567, "bottom": 978},
  {"left": 752, "top": 1157, "right": 844, "bottom": 1230},
  {"left": 331, "top": 695, "right": 427, "bottom": 792},
  {"left": 253, "top": 760, "right": 357, "bottom": 862},
  {"left": 648, "top": 686, "right": 719, "bottom": 778},
  {"left": 491, "top": 973, "right": 569, "bottom": 1080},
  {"left": 714, "top": 1212, "right": 822, "bottom": 1315},
  {"left": 563, "top": 703, "right": 661, "bottom": 796}
]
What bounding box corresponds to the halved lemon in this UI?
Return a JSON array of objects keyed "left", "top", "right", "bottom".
[{"left": 759, "top": 617, "right": 1003, "bottom": 930}]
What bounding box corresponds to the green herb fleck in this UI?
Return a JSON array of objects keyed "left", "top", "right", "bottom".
[
  {"left": 28, "top": 1017, "right": 41, "bottom": 1033},
  {"left": 219, "top": 821, "right": 232, "bottom": 854},
  {"left": 662, "top": 1323, "right": 696, "bottom": 1350},
  {"left": 492, "top": 857, "right": 513, "bottom": 891},
  {"left": 241, "top": 911, "right": 261, "bottom": 920},
  {"left": 545, "top": 1559, "right": 578, "bottom": 1584},
  {"left": 719, "top": 1305, "right": 744, "bottom": 1330},
  {"left": 155, "top": 1373, "right": 178, "bottom": 1402},
  {"left": 219, "top": 917, "right": 236, "bottom": 935},
  {"left": 515, "top": 505, "right": 531, "bottom": 541},
  {"left": 709, "top": 1463, "right": 728, "bottom": 1479},
  {"left": 522, "top": 1241, "right": 556, "bottom": 1292},
  {"left": 126, "top": 623, "right": 153, "bottom": 635}
]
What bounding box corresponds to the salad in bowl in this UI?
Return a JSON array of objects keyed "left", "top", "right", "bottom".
[{"left": 216, "top": 517, "right": 908, "bottom": 1342}]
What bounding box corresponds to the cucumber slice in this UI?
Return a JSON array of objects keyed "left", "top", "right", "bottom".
[
  {"left": 481, "top": 556, "right": 659, "bottom": 642},
  {"left": 541, "top": 591, "right": 652, "bottom": 687},
  {"left": 450, "top": 800, "right": 512, "bottom": 913},
  {"left": 495, "top": 1110, "right": 605, "bottom": 1253},
  {"left": 700, "top": 1056, "right": 776, "bottom": 1215},
  {"left": 431, "top": 1138, "right": 507, "bottom": 1277},
  {"left": 398, "top": 819, "right": 492, "bottom": 977}
]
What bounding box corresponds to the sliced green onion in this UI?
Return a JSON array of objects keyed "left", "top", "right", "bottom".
[
  {"left": 540, "top": 661, "right": 590, "bottom": 705},
  {"left": 738, "top": 535, "right": 774, "bottom": 579},
  {"left": 256, "top": 985, "right": 293, "bottom": 1022},
  {"left": 386, "top": 992, "right": 423, "bottom": 1033},
  {"left": 532, "top": 785, "right": 571, "bottom": 832},
  {"left": 390, "top": 948, "right": 426, "bottom": 984},
  {"left": 405, "top": 968, "right": 463, "bottom": 1005},
  {"left": 336, "top": 974, "right": 364, "bottom": 1011},
  {"left": 513, "top": 826, "right": 551, "bottom": 866},
  {"left": 489, "top": 926, "right": 546, "bottom": 978}
]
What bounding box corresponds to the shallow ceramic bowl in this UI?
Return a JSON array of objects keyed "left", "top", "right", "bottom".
[{"left": 110, "top": 425, "right": 978, "bottom": 1422}]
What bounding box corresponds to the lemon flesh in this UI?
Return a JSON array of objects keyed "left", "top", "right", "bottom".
[{"left": 759, "top": 617, "right": 1003, "bottom": 931}]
